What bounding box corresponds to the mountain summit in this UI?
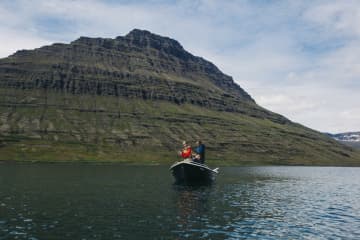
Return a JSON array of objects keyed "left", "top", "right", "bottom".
[{"left": 0, "top": 29, "right": 359, "bottom": 164}]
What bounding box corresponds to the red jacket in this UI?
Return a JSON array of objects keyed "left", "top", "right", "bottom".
[{"left": 181, "top": 146, "right": 192, "bottom": 158}]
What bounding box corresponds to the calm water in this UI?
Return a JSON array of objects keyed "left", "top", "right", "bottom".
[{"left": 0, "top": 164, "right": 360, "bottom": 240}]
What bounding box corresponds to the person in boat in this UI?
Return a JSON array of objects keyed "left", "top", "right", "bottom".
[
  {"left": 178, "top": 141, "right": 192, "bottom": 159},
  {"left": 193, "top": 140, "right": 205, "bottom": 164}
]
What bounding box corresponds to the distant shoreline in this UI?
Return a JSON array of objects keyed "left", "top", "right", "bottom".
[{"left": 1, "top": 159, "right": 360, "bottom": 167}]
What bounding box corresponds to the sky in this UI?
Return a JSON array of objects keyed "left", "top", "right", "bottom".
[{"left": 0, "top": 0, "right": 359, "bottom": 133}]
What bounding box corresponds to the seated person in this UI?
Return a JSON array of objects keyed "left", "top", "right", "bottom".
[
  {"left": 193, "top": 140, "right": 205, "bottom": 163},
  {"left": 178, "top": 141, "right": 192, "bottom": 160}
]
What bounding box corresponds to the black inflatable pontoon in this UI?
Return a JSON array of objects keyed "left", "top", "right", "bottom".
[{"left": 169, "top": 159, "right": 219, "bottom": 184}]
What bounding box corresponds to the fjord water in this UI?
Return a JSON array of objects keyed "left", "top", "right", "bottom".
[{"left": 0, "top": 165, "right": 359, "bottom": 239}]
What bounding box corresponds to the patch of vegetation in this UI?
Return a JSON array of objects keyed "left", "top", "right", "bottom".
[{"left": 0, "top": 90, "right": 359, "bottom": 165}]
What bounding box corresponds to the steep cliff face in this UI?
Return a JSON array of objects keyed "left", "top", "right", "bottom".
[
  {"left": 0, "top": 29, "right": 284, "bottom": 122},
  {"left": 0, "top": 29, "right": 359, "bottom": 165}
]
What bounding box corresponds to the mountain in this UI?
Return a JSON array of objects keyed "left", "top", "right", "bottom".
[
  {"left": 1, "top": 29, "right": 359, "bottom": 165},
  {"left": 328, "top": 132, "right": 360, "bottom": 142},
  {"left": 327, "top": 132, "right": 360, "bottom": 149}
]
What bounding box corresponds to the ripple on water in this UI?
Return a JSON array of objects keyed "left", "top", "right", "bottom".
[{"left": 0, "top": 166, "right": 360, "bottom": 239}]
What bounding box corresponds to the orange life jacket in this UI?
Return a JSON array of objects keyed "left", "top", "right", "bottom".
[{"left": 181, "top": 146, "right": 192, "bottom": 158}]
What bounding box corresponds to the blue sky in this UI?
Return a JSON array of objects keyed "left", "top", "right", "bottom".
[{"left": 0, "top": 0, "right": 359, "bottom": 133}]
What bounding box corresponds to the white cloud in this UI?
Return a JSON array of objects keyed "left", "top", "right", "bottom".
[
  {"left": 303, "top": 0, "right": 360, "bottom": 37},
  {"left": 254, "top": 86, "right": 359, "bottom": 133},
  {"left": 0, "top": 28, "right": 51, "bottom": 57}
]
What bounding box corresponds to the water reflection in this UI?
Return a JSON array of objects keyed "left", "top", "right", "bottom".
[
  {"left": 170, "top": 167, "right": 360, "bottom": 239},
  {"left": 0, "top": 165, "right": 360, "bottom": 239},
  {"left": 172, "top": 185, "right": 213, "bottom": 238}
]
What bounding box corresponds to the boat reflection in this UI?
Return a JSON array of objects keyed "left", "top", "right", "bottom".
[{"left": 172, "top": 184, "right": 213, "bottom": 238}]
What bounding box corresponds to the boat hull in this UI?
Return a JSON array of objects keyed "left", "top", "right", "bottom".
[{"left": 170, "top": 159, "right": 217, "bottom": 184}]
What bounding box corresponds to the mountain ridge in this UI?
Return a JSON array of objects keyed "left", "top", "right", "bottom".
[
  {"left": 2, "top": 29, "right": 285, "bottom": 123},
  {"left": 0, "top": 29, "right": 359, "bottom": 165},
  {"left": 327, "top": 132, "right": 360, "bottom": 149},
  {"left": 328, "top": 132, "right": 360, "bottom": 142}
]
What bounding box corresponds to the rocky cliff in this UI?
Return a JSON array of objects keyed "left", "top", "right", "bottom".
[{"left": 0, "top": 29, "right": 359, "bottom": 165}]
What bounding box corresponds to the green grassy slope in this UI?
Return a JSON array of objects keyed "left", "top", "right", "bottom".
[
  {"left": 338, "top": 141, "right": 360, "bottom": 150},
  {"left": 1, "top": 88, "right": 359, "bottom": 165}
]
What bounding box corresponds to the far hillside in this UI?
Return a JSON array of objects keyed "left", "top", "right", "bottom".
[{"left": 327, "top": 132, "right": 360, "bottom": 149}]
